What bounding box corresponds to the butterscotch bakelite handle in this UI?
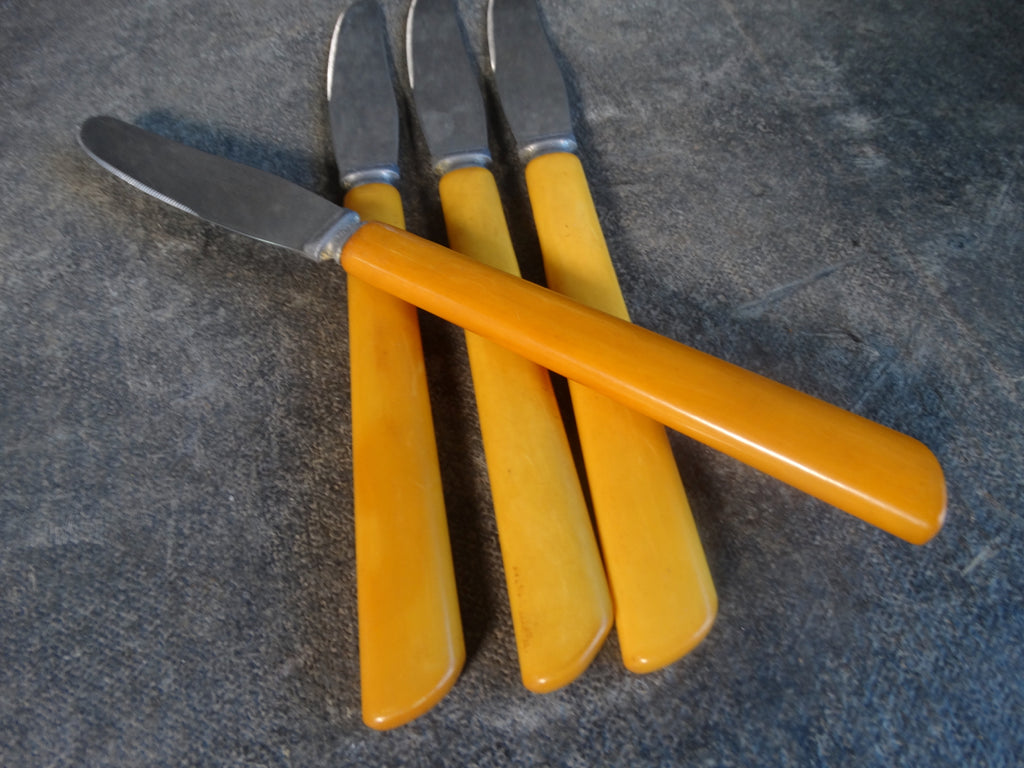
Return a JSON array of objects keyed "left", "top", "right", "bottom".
[
  {"left": 437, "top": 166, "right": 612, "bottom": 693},
  {"left": 524, "top": 150, "right": 716, "bottom": 673},
  {"left": 343, "top": 183, "right": 464, "bottom": 730},
  {"left": 340, "top": 221, "right": 947, "bottom": 546}
]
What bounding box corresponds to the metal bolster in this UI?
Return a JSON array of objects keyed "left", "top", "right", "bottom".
[
  {"left": 303, "top": 209, "right": 364, "bottom": 263},
  {"left": 434, "top": 150, "right": 492, "bottom": 177},
  {"left": 519, "top": 135, "right": 578, "bottom": 163},
  {"left": 341, "top": 165, "right": 400, "bottom": 190}
]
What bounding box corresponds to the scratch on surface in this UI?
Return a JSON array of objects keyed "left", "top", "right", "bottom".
[
  {"left": 850, "top": 357, "right": 894, "bottom": 413},
  {"left": 12, "top": 518, "right": 106, "bottom": 551},
  {"left": 734, "top": 260, "right": 848, "bottom": 319},
  {"left": 717, "top": 0, "right": 771, "bottom": 77},
  {"left": 849, "top": 319, "right": 925, "bottom": 412},
  {"left": 962, "top": 536, "right": 1006, "bottom": 576},
  {"left": 979, "top": 148, "right": 1021, "bottom": 251},
  {"left": 165, "top": 514, "right": 176, "bottom": 572},
  {"left": 900, "top": 147, "right": 1023, "bottom": 400}
]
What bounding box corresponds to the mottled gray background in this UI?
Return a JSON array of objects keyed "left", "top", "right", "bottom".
[{"left": 2, "top": 0, "right": 1022, "bottom": 765}]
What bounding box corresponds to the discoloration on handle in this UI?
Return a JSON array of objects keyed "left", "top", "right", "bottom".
[
  {"left": 526, "top": 150, "right": 717, "bottom": 672},
  {"left": 437, "top": 166, "right": 612, "bottom": 692},
  {"left": 526, "top": 152, "right": 630, "bottom": 318},
  {"left": 345, "top": 183, "right": 464, "bottom": 728},
  {"left": 340, "top": 221, "right": 947, "bottom": 545}
]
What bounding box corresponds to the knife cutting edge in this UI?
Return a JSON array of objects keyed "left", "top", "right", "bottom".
[
  {"left": 77, "top": 116, "right": 945, "bottom": 547},
  {"left": 407, "top": 0, "right": 612, "bottom": 693},
  {"left": 328, "top": 0, "right": 462, "bottom": 729},
  {"left": 487, "top": 0, "right": 718, "bottom": 672}
]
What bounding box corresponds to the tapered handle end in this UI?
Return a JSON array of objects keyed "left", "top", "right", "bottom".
[
  {"left": 438, "top": 166, "right": 614, "bottom": 692},
  {"left": 344, "top": 182, "right": 465, "bottom": 730}
]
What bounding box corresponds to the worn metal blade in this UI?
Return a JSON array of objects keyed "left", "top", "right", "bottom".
[
  {"left": 327, "top": 0, "right": 401, "bottom": 188},
  {"left": 407, "top": 0, "right": 491, "bottom": 174},
  {"left": 78, "top": 116, "right": 360, "bottom": 262},
  {"left": 487, "top": 0, "right": 576, "bottom": 159}
]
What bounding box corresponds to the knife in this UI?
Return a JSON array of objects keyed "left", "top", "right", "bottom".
[
  {"left": 77, "top": 116, "right": 946, "bottom": 547},
  {"left": 487, "top": 0, "right": 717, "bottom": 672},
  {"left": 406, "top": 0, "right": 612, "bottom": 693},
  {"left": 327, "top": 1, "right": 462, "bottom": 729},
  {"left": 484, "top": 2, "right": 947, "bottom": 540}
]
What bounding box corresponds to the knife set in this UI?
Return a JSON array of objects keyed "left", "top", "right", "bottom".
[
  {"left": 78, "top": 0, "right": 946, "bottom": 731},
  {"left": 337, "top": 0, "right": 715, "bottom": 727}
]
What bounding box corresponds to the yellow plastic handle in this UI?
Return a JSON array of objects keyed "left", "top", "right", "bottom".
[
  {"left": 524, "top": 150, "right": 716, "bottom": 672},
  {"left": 437, "top": 166, "right": 612, "bottom": 692},
  {"left": 339, "top": 222, "right": 947, "bottom": 546},
  {"left": 343, "top": 183, "right": 464, "bottom": 729}
]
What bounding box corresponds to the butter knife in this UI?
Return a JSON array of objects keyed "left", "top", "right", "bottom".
[
  {"left": 487, "top": 0, "right": 718, "bottom": 672},
  {"left": 328, "top": 0, "right": 462, "bottom": 729},
  {"left": 406, "top": 0, "right": 612, "bottom": 693},
  {"left": 78, "top": 116, "right": 946, "bottom": 545}
]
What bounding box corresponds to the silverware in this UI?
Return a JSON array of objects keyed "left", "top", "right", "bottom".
[
  {"left": 78, "top": 116, "right": 946, "bottom": 545},
  {"left": 407, "top": 0, "right": 612, "bottom": 693},
  {"left": 327, "top": 0, "right": 462, "bottom": 729},
  {"left": 488, "top": 0, "right": 718, "bottom": 672}
]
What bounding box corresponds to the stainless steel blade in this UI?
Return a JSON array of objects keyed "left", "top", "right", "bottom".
[
  {"left": 79, "top": 116, "right": 361, "bottom": 261},
  {"left": 328, "top": 0, "right": 401, "bottom": 187},
  {"left": 407, "top": 0, "right": 490, "bottom": 173},
  {"left": 487, "top": 0, "right": 576, "bottom": 159}
]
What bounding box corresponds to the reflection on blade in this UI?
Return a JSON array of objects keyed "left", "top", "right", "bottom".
[
  {"left": 78, "top": 116, "right": 359, "bottom": 261},
  {"left": 328, "top": 0, "right": 401, "bottom": 187},
  {"left": 487, "top": 0, "right": 576, "bottom": 158},
  {"left": 407, "top": 0, "right": 491, "bottom": 172}
]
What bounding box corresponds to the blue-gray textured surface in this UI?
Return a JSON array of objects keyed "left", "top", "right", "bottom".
[{"left": 2, "top": 0, "right": 1022, "bottom": 765}]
